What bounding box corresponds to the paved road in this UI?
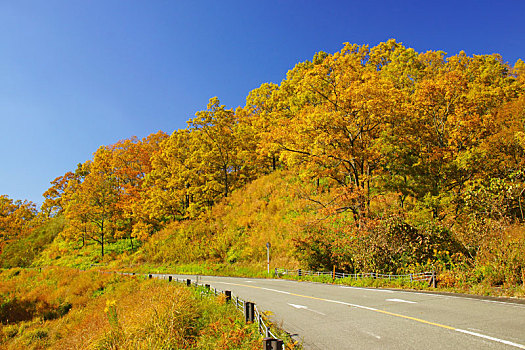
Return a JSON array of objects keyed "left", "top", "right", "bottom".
[{"left": 150, "top": 274, "right": 525, "bottom": 349}]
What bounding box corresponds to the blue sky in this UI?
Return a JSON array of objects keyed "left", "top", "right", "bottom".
[{"left": 1, "top": 0, "right": 524, "bottom": 205}]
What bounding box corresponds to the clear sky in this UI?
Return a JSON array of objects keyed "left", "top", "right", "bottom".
[{"left": 1, "top": 0, "right": 524, "bottom": 205}]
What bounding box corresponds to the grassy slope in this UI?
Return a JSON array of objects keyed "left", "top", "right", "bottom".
[
  {"left": 31, "top": 170, "right": 525, "bottom": 298},
  {"left": 36, "top": 171, "right": 314, "bottom": 272},
  {"left": 0, "top": 267, "right": 262, "bottom": 349}
]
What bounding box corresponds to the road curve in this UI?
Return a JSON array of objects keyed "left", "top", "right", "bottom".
[{"left": 152, "top": 274, "right": 525, "bottom": 349}]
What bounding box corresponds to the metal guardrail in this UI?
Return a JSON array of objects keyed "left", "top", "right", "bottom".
[
  {"left": 275, "top": 268, "right": 437, "bottom": 287},
  {"left": 119, "top": 272, "right": 288, "bottom": 349}
]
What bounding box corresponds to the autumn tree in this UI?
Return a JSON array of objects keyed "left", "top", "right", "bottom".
[
  {"left": 267, "top": 44, "right": 400, "bottom": 224},
  {"left": 239, "top": 82, "right": 282, "bottom": 173},
  {"left": 0, "top": 195, "right": 37, "bottom": 254},
  {"left": 41, "top": 172, "right": 75, "bottom": 218},
  {"left": 63, "top": 152, "right": 119, "bottom": 257}
]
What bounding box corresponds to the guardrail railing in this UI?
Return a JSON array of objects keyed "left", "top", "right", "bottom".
[
  {"left": 119, "top": 272, "right": 289, "bottom": 349},
  {"left": 275, "top": 268, "right": 437, "bottom": 287}
]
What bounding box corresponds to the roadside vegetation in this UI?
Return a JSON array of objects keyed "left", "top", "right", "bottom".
[
  {"left": 0, "top": 267, "right": 262, "bottom": 349},
  {"left": 1, "top": 40, "right": 525, "bottom": 301}
]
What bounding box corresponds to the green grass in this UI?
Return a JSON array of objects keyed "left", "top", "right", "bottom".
[
  {"left": 33, "top": 236, "right": 141, "bottom": 270},
  {"left": 117, "top": 261, "right": 270, "bottom": 278}
]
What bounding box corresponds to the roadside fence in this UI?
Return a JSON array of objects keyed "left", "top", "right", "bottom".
[
  {"left": 120, "top": 272, "right": 289, "bottom": 350},
  {"left": 275, "top": 268, "right": 437, "bottom": 288}
]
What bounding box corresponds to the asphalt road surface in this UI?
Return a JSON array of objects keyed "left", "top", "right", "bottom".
[{"left": 150, "top": 273, "right": 525, "bottom": 349}]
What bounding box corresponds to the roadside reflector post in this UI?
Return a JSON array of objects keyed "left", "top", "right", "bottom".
[
  {"left": 245, "top": 302, "right": 255, "bottom": 323},
  {"left": 266, "top": 242, "right": 271, "bottom": 274},
  {"left": 168, "top": 276, "right": 172, "bottom": 282},
  {"left": 225, "top": 290, "right": 232, "bottom": 302},
  {"left": 186, "top": 279, "right": 191, "bottom": 286},
  {"left": 332, "top": 265, "right": 336, "bottom": 280}
]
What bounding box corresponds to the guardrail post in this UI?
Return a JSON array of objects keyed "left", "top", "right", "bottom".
[
  {"left": 274, "top": 268, "right": 278, "bottom": 277},
  {"left": 186, "top": 279, "right": 191, "bottom": 286},
  {"left": 205, "top": 284, "right": 210, "bottom": 290},
  {"left": 263, "top": 338, "right": 283, "bottom": 350},
  {"left": 263, "top": 337, "right": 273, "bottom": 349},
  {"left": 148, "top": 274, "right": 152, "bottom": 279},
  {"left": 245, "top": 302, "right": 255, "bottom": 323},
  {"left": 225, "top": 290, "right": 232, "bottom": 302},
  {"left": 298, "top": 269, "right": 302, "bottom": 277},
  {"left": 168, "top": 276, "right": 172, "bottom": 282},
  {"left": 429, "top": 271, "right": 437, "bottom": 288}
]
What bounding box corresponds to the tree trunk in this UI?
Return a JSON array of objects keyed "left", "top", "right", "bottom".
[
  {"left": 223, "top": 165, "right": 229, "bottom": 197},
  {"left": 100, "top": 221, "right": 105, "bottom": 257}
]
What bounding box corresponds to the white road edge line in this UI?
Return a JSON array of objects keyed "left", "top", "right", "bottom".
[{"left": 455, "top": 329, "right": 525, "bottom": 349}]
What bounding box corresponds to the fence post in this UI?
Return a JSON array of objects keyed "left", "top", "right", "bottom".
[
  {"left": 431, "top": 271, "right": 437, "bottom": 288},
  {"left": 186, "top": 279, "right": 191, "bottom": 286},
  {"left": 262, "top": 338, "right": 274, "bottom": 350},
  {"left": 263, "top": 338, "right": 284, "bottom": 350},
  {"left": 273, "top": 339, "right": 284, "bottom": 350},
  {"left": 245, "top": 302, "right": 254, "bottom": 323},
  {"left": 225, "top": 290, "right": 231, "bottom": 302}
]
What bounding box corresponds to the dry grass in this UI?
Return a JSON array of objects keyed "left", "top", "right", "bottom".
[{"left": 0, "top": 267, "right": 261, "bottom": 349}]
